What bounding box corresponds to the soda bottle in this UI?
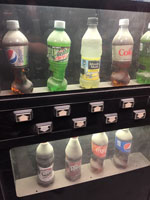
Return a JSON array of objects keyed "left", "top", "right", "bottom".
[
  {"left": 111, "top": 19, "right": 134, "bottom": 86},
  {"left": 47, "top": 20, "right": 71, "bottom": 91},
  {"left": 2, "top": 20, "right": 33, "bottom": 94},
  {"left": 80, "top": 17, "right": 102, "bottom": 89},
  {"left": 65, "top": 137, "right": 82, "bottom": 181},
  {"left": 36, "top": 142, "right": 55, "bottom": 186},
  {"left": 90, "top": 132, "right": 108, "bottom": 173},
  {"left": 113, "top": 129, "right": 133, "bottom": 168},
  {"left": 136, "top": 23, "right": 150, "bottom": 83}
]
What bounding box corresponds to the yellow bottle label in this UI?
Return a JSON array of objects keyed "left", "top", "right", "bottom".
[{"left": 81, "top": 57, "right": 100, "bottom": 81}]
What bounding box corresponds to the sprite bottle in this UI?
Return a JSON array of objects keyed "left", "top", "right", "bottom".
[
  {"left": 136, "top": 23, "right": 150, "bottom": 84},
  {"left": 47, "top": 20, "right": 71, "bottom": 91}
]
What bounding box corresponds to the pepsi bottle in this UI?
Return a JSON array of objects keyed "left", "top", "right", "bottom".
[
  {"left": 2, "top": 20, "right": 33, "bottom": 94},
  {"left": 113, "top": 129, "right": 133, "bottom": 168}
]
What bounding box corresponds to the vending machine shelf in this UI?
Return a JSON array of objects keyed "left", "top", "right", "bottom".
[{"left": 13, "top": 152, "right": 150, "bottom": 197}]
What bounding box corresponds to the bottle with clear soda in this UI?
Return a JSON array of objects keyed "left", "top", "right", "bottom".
[
  {"left": 90, "top": 132, "right": 108, "bottom": 173},
  {"left": 111, "top": 19, "right": 134, "bottom": 86},
  {"left": 113, "top": 129, "right": 133, "bottom": 168},
  {"left": 80, "top": 17, "right": 102, "bottom": 89},
  {"left": 136, "top": 23, "right": 150, "bottom": 83},
  {"left": 36, "top": 142, "right": 55, "bottom": 186},
  {"left": 2, "top": 20, "right": 33, "bottom": 94},
  {"left": 47, "top": 20, "right": 71, "bottom": 91},
  {"left": 65, "top": 137, "right": 82, "bottom": 181}
]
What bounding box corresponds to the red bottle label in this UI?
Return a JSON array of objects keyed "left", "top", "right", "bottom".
[
  {"left": 112, "top": 45, "right": 133, "bottom": 62},
  {"left": 92, "top": 142, "right": 107, "bottom": 158}
]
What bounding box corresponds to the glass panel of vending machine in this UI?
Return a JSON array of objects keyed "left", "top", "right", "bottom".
[
  {"left": 10, "top": 126, "right": 150, "bottom": 197},
  {"left": 0, "top": 3, "right": 150, "bottom": 96}
]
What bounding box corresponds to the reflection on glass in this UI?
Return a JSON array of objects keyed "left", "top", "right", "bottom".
[{"left": 10, "top": 126, "right": 150, "bottom": 197}]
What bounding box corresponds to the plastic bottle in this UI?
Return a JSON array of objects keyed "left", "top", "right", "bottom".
[
  {"left": 36, "top": 142, "right": 55, "bottom": 186},
  {"left": 136, "top": 23, "right": 150, "bottom": 83},
  {"left": 111, "top": 19, "right": 134, "bottom": 86},
  {"left": 2, "top": 20, "right": 33, "bottom": 94},
  {"left": 65, "top": 137, "right": 82, "bottom": 181},
  {"left": 113, "top": 129, "right": 133, "bottom": 168},
  {"left": 80, "top": 17, "right": 102, "bottom": 89},
  {"left": 90, "top": 132, "right": 108, "bottom": 173},
  {"left": 47, "top": 20, "right": 71, "bottom": 91}
]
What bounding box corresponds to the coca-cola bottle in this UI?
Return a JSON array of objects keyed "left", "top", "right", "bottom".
[
  {"left": 65, "top": 137, "right": 82, "bottom": 181},
  {"left": 111, "top": 19, "right": 134, "bottom": 86},
  {"left": 90, "top": 132, "right": 108, "bottom": 173}
]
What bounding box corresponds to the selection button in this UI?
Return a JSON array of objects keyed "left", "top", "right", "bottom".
[
  {"left": 89, "top": 101, "right": 104, "bottom": 113},
  {"left": 13, "top": 109, "right": 33, "bottom": 123},
  {"left": 72, "top": 117, "right": 87, "bottom": 128},
  {"left": 105, "top": 113, "right": 118, "bottom": 124},
  {"left": 54, "top": 105, "right": 71, "bottom": 117}
]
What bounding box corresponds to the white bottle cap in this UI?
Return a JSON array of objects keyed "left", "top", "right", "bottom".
[
  {"left": 148, "top": 23, "right": 150, "bottom": 29},
  {"left": 119, "top": 19, "right": 129, "bottom": 26},
  {"left": 54, "top": 20, "right": 65, "bottom": 29},
  {"left": 6, "top": 20, "right": 20, "bottom": 30}
]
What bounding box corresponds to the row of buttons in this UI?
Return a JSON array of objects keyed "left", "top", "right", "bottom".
[
  {"left": 13, "top": 108, "right": 146, "bottom": 135},
  {"left": 13, "top": 98, "right": 136, "bottom": 123}
]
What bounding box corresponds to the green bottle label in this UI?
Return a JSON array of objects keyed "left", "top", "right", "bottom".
[{"left": 48, "top": 46, "right": 70, "bottom": 62}]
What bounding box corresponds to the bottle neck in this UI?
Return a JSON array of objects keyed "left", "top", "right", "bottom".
[
  {"left": 88, "top": 24, "right": 98, "bottom": 29},
  {"left": 55, "top": 28, "right": 65, "bottom": 31},
  {"left": 119, "top": 25, "right": 129, "bottom": 32}
]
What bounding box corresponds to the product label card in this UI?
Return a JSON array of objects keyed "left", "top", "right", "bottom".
[
  {"left": 5, "top": 46, "right": 28, "bottom": 67},
  {"left": 81, "top": 57, "right": 100, "bottom": 81},
  {"left": 38, "top": 164, "right": 54, "bottom": 182},
  {"left": 92, "top": 142, "right": 107, "bottom": 158},
  {"left": 48, "top": 46, "right": 70, "bottom": 62},
  {"left": 112, "top": 45, "right": 133, "bottom": 62},
  {"left": 65, "top": 159, "right": 82, "bottom": 177},
  {"left": 115, "top": 137, "right": 132, "bottom": 153}
]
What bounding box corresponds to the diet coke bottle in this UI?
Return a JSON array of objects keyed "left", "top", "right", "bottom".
[
  {"left": 90, "top": 132, "right": 108, "bottom": 173},
  {"left": 36, "top": 142, "right": 55, "bottom": 186},
  {"left": 65, "top": 137, "right": 82, "bottom": 181},
  {"left": 113, "top": 129, "right": 133, "bottom": 168},
  {"left": 111, "top": 19, "right": 134, "bottom": 86}
]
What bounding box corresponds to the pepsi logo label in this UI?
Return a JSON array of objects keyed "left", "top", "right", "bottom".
[
  {"left": 124, "top": 143, "right": 131, "bottom": 150},
  {"left": 115, "top": 137, "right": 132, "bottom": 153},
  {"left": 7, "top": 49, "right": 18, "bottom": 64}
]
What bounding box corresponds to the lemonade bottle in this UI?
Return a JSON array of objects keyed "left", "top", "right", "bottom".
[{"left": 80, "top": 17, "right": 102, "bottom": 89}]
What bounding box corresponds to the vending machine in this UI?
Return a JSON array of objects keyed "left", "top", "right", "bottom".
[{"left": 0, "top": 0, "right": 150, "bottom": 200}]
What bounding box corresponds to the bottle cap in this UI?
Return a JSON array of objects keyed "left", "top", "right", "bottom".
[
  {"left": 87, "top": 17, "right": 98, "bottom": 25},
  {"left": 6, "top": 20, "right": 19, "bottom": 30},
  {"left": 54, "top": 20, "right": 65, "bottom": 29},
  {"left": 119, "top": 19, "right": 129, "bottom": 26},
  {"left": 148, "top": 23, "right": 150, "bottom": 29}
]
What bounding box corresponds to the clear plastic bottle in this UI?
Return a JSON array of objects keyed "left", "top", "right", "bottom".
[
  {"left": 2, "top": 20, "right": 33, "bottom": 94},
  {"left": 65, "top": 137, "right": 82, "bottom": 181},
  {"left": 80, "top": 17, "right": 102, "bottom": 89},
  {"left": 113, "top": 129, "right": 133, "bottom": 168},
  {"left": 36, "top": 142, "right": 55, "bottom": 186},
  {"left": 111, "top": 19, "right": 134, "bottom": 86},
  {"left": 90, "top": 132, "right": 108, "bottom": 173}
]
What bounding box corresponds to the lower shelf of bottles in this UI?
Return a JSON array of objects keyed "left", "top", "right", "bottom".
[{"left": 15, "top": 152, "right": 150, "bottom": 197}]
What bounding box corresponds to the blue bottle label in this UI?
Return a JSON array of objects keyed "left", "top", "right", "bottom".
[{"left": 115, "top": 137, "right": 132, "bottom": 153}]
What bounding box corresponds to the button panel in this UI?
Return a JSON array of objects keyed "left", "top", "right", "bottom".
[
  {"left": 13, "top": 109, "right": 33, "bottom": 123},
  {"left": 54, "top": 105, "right": 71, "bottom": 117},
  {"left": 35, "top": 122, "right": 53, "bottom": 134},
  {"left": 105, "top": 113, "right": 118, "bottom": 124},
  {"left": 121, "top": 98, "right": 134, "bottom": 109},
  {"left": 89, "top": 101, "right": 104, "bottom": 113},
  {"left": 72, "top": 117, "right": 87, "bottom": 128},
  {"left": 133, "top": 109, "right": 146, "bottom": 120}
]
